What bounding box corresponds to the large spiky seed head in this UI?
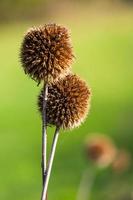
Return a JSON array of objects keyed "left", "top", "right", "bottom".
[
  {"left": 20, "top": 23, "right": 74, "bottom": 83},
  {"left": 38, "top": 74, "right": 91, "bottom": 129},
  {"left": 85, "top": 134, "right": 117, "bottom": 168}
]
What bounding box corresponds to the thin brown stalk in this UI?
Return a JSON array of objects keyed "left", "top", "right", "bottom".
[{"left": 41, "top": 83, "right": 48, "bottom": 199}]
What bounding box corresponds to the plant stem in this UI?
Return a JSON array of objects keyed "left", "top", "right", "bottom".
[
  {"left": 77, "top": 168, "right": 95, "bottom": 200},
  {"left": 42, "top": 83, "right": 48, "bottom": 186},
  {"left": 41, "top": 126, "right": 60, "bottom": 200}
]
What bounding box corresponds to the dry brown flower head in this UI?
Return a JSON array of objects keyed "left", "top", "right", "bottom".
[
  {"left": 20, "top": 23, "right": 74, "bottom": 83},
  {"left": 38, "top": 74, "right": 91, "bottom": 129}
]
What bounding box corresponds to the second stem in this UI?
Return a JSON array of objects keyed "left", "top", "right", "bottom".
[{"left": 42, "top": 83, "right": 48, "bottom": 185}]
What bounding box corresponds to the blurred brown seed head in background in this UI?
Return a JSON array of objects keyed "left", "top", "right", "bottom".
[
  {"left": 85, "top": 134, "right": 117, "bottom": 168},
  {"left": 38, "top": 74, "right": 91, "bottom": 129},
  {"left": 112, "top": 149, "right": 131, "bottom": 173},
  {"left": 20, "top": 23, "right": 74, "bottom": 83}
]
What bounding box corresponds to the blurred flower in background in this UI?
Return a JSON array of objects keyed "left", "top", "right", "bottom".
[
  {"left": 77, "top": 133, "right": 132, "bottom": 200},
  {"left": 112, "top": 149, "right": 131, "bottom": 172},
  {"left": 85, "top": 134, "right": 117, "bottom": 168}
]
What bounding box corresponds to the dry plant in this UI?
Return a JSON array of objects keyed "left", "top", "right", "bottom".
[
  {"left": 85, "top": 134, "right": 117, "bottom": 168},
  {"left": 20, "top": 23, "right": 91, "bottom": 200},
  {"left": 77, "top": 134, "right": 132, "bottom": 200},
  {"left": 77, "top": 134, "right": 117, "bottom": 200}
]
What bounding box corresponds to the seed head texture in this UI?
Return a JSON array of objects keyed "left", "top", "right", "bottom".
[
  {"left": 20, "top": 24, "right": 74, "bottom": 83},
  {"left": 38, "top": 74, "right": 91, "bottom": 129}
]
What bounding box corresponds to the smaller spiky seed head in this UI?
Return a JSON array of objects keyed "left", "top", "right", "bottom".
[
  {"left": 38, "top": 74, "right": 91, "bottom": 129},
  {"left": 20, "top": 23, "right": 74, "bottom": 83},
  {"left": 85, "top": 134, "right": 117, "bottom": 168}
]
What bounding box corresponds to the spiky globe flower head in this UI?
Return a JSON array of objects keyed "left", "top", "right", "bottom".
[
  {"left": 38, "top": 74, "right": 91, "bottom": 129},
  {"left": 85, "top": 134, "right": 117, "bottom": 168},
  {"left": 20, "top": 23, "right": 74, "bottom": 83}
]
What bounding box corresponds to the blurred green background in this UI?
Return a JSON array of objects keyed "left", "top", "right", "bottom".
[{"left": 0, "top": 0, "right": 133, "bottom": 199}]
